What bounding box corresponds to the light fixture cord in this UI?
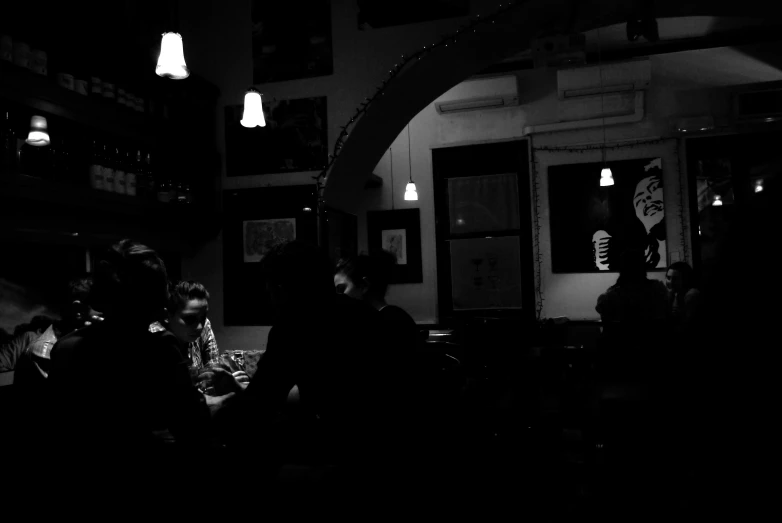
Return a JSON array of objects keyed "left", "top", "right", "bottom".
[
  {"left": 598, "top": 17, "right": 606, "bottom": 166},
  {"left": 390, "top": 147, "right": 395, "bottom": 210},
  {"left": 407, "top": 124, "right": 413, "bottom": 183}
]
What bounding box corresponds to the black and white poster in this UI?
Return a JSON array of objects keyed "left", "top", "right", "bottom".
[{"left": 548, "top": 157, "right": 666, "bottom": 273}]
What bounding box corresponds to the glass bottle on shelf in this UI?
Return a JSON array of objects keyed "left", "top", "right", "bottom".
[
  {"left": 113, "top": 146, "right": 126, "bottom": 195},
  {"left": 145, "top": 152, "right": 157, "bottom": 200},
  {"left": 134, "top": 149, "right": 146, "bottom": 198},
  {"left": 102, "top": 143, "right": 115, "bottom": 192},
  {"left": 1, "top": 110, "right": 17, "bottom": 175},
  {"left": 157, "top": 178, "right": 171, "bottom": 203},
  {"left": 125, "top": 150, "right": 136, "bottom": 196},
  {"left": 89, "top": 140, "right": 104, "bottom": 191}
]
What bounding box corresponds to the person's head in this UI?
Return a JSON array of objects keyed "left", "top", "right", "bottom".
[
  {"left": 666, "top": 261, "right": 695, "bottom": 294},
  {"left": 14, "top": 315, "right": 55, "bottom": 337},
  {"left": 615, "top": 249, "right": 648, "bottom": 288},
  {"left": 259, "top": 240, "right": 334, "bottom": 310},
  {"left": 633, "top": 174, "right": 664, "bottom": 233},
  {"left": 334, "top": 250, "right": 396, "bottom": 304},
  {"left": 166, "top": 281, "right": 210, "bottom": 344},
  {"left": 90, "top": 239, "right": 168, "bottom": 327}
]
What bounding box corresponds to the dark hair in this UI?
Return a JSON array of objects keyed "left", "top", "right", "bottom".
[
  {"left": 614, "top": 249, "right": 648, "bottom": 288},
  {"left": 168, "top": 280, "right": 210, "bottom": 313},
  {"left": 260, "top": 240, "right": 334, "bottom": 302},
  {"left": 667, "top": 261, "right": 696, "bottom": 291},
  {"left": 13, "top": 315, "right": 55, "bottom": 337},
  {"left": 335, "top": 250, "right": 396, "bottom": 297},
  {"left": 91, "top": 239, "right": 168, "bottom": 322},
  {"left": 68, "top": 274, "right": 93, "bottom": 304}
]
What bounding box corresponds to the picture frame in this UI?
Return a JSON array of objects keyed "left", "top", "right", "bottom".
[
  {"left": 367, "top": 209, "right": 423, "bottom": 284},
  {"left": 548, "top": 157, "right": 666, "bottom": 273},
  {"left": 223, "top": 185, "right": 318, "bottom": 326}
]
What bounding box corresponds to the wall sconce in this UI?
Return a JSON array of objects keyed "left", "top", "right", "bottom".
[
  {"left": 712, "top": 194, "right": 723, "bottom": 206},
  {"left": 241, "top": 88, "right": 266, "bottom": 128},
  {"left": 156, "top": 33, "right": 189, "bottom": 79},
  {"left": 26, "top": 115, "right": 50, "bottom": 146}
]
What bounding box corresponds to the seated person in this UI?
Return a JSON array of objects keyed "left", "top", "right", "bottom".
[
  {"left": 334, "top": 250, "right": 420, "bottom": 350},
  {"left": 666, "top": 261, "right": 702, "bottom": 333},
  {"left": 214, "top": 241, "right": 424, "bottom": 506},
  {"left": 45, "top": 240, "right": 215, "bottom": 503},
  {"left": 595, "top": 249, "right": 668, "bottom": 373},
  {"left": 150, "top": 280, "right": 249, "bottom": 391}
]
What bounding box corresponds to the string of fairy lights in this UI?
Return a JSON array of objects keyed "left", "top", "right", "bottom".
[
  {"left": 530, "top": 137, "right": 689, "bottom": 319},
  {"left": 311, "top": 0, "right": 526, "bottom": 209}
]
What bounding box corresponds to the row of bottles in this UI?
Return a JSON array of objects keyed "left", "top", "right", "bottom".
[{"left": 2, "top": 108, "right": 192, "bottom": 204}]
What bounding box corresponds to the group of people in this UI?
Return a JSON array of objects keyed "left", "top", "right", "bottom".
[{"left": 7, "top": 238, "right": 434, "bottom": 514}]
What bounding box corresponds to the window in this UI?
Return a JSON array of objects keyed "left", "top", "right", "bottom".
[{"left": 432, "top": 140, "right": 534, "bottom": 325}]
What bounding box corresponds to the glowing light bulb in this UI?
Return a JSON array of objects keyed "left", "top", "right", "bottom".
[
  {"left": 241, "top": 89, "right": 266, "bottom": 128},
  {"left": 755, "top": 180, "right": 764, "bottom": 193},
  {"left": 156, "top": 33, "right": 189, "bottom": 79},
  {"left": 26, "top": 115, "right": 50, "bottom": 146},
  {"left": 404, "top": 182, "right": 418, "bottom": 201},
  {"left": 599, "top": 167, "right": 614, "bottom": 187},
  {"left": 713, "top": 195, "right": 723, "bottom": 206}
]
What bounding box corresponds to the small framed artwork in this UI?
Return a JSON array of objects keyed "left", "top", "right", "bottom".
[
  {"left": 243, "top": 218, "right": 297, "bottom": 263},
  {"left": 367, "top": 209, "right": 423, "bottom": 284}
]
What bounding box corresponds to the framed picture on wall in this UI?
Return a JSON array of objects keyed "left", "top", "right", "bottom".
[
  {"left": 548, "top": 157, "right": 666, "bottom": 273},
  {"left": 367, "top": 209, "right": 423, "bottom": 284},
  {"left": 223, "top": 186, "right": 318, "bottom": 326},
  {"left": 243, "top": 218, "right": 297, "bottom": 263}
]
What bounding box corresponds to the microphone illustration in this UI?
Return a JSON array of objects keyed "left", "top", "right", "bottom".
[{"left": 592, "top": 230, "right": 612, "bottom": 270}]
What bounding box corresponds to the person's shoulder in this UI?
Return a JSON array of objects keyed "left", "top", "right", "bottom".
[{"left": 381, "top": 305, "right": 415, "bottom": 323}]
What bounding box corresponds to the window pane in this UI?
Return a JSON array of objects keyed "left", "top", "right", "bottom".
[
  {"left": 450, "top": 236, "right": 523, "bottom": 310},
  {"left": 448, "top": 173, "right": 520, "bottom": 234}
]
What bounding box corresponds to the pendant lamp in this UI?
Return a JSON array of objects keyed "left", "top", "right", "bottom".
[
  {"left": 26, "top": 115, "right": 50, "bottom": 146},
  {"left": 596, "top": 23, "right": 613, "bottom": 187},
  {"left": 156, "top": 32, "right": 189, "bottom": 79},
  {"left": 404, "top": 124, "right": 418, "bottom": 201},
  {"left": 241, "top": 88, "right": 266, "bottom": 128}
]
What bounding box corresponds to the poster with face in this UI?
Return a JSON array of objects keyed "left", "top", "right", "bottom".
[
  {"left": 243, "top": 218, "right": 296, "bottom": 263},
  {"left": 548, "top": 157, "right": 666, "bottom": 272}
]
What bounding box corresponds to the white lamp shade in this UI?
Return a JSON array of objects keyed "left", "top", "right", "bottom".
[
  {"left": 156, "top": 33, "right": 189, "bottom": 80},
  {"left": 404, "top": 182, "right": 418, "bottom": 201},
  {"left": 241, "top": 90, "right": 266, "bottom": 128},
  {"left": 599, "top": 167, "right": 614, "bottom": 187},
  {"left": 713, "top": 195, "right": 723, "bottom": 206},
  {"left": 26, "top": 115, "right": 50, "bottom": 146},
  {"left": 755, "top": 181, "right": 764, "bottom": 193}
]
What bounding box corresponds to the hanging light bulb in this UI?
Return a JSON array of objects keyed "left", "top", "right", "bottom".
[
  {"left": 241, "top": 88, "right": 266, "bottom": 128},
  {"left": 600, "top": 166, "right": 614, "bottom": 186},
  {"left": 713, "top": 195, "right": 723, "bottom": 206},
  {"left": 755, "top": 180, "right": 764, "bottom": 193},
  {"left": 26, "top": 115, "right": 50, "bottom": 146},
  {"left": 404, "top": 181, "right": 418, "bottom": 201},
  {"left": 156, "top": 33, "right": 189, "bottom": 79}
]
